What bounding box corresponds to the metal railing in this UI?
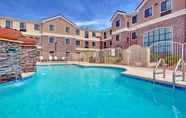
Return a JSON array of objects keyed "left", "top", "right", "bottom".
[
  {"left": 153, "top": 58, "right": 166, "bottom": 80},
  {"left": 172, "top": 59, "right": 185, "bottom": 84}
]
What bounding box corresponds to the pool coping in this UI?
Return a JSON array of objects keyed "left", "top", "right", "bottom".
[{"left": 37, "top": 62, "right": 186, "bottom": 89}]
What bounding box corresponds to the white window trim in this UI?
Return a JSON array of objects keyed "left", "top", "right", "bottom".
[
  {"left": 144, "top": 6, "right": 153, "bottom": 18},
  {"left": 160, "top": 0, "right": 173, "bottom": 14},
  {"left": 48, "top": 37, "right": 56, "bottom": 44},
  {"left": 48, "top": 24, "right": 56, "bottom": 31}
]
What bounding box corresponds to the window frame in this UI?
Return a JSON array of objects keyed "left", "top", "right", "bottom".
[
  {"left": 84, "top": 31, "right": 89, "bottom": 38},
  {"left": 48, "top": 24, "right": 55, "bottom": 31},
  {"left": 76, "top": 29, "right": 80, "bottom": 35},
  {"left": 34, "top": 24, "right": 40, "bottom": 31},
  {"left": 48, "top": 37, "right": 56, "bottom": 44},
  {"left": 143, "top": 27, "right": 173, "bottom": 53},
  {"left": 65, "top": 27, "right": 70, "bottom": 33},
  {"left": 160, "top": 0, "right": 172, "bottom": 13},
  {"left": 144, "top": 6, "right": 153, "bottom": 18},
  {"left": 76, "top": 40, "right": 80, "bottom": 47},
  {"left": 116, "top": 34, "right": 120, "bottom": 41},
  {"left": 64, "top": 38, "right": 71, "bottom": 45},
  {"left": 92, "top": 32, "right": 96, "bottom": 38},
  {"left": 92, "top": 41, "right": 96, "bottom": 47},
  {"left": 20, "top": 22, "right": 27, "bottom": 32},
  {"left": 116, "top": 20, "right": 120, "bottom": 27},
  {"left": 5, "top": 20, "right": 13, "bottom": 28},
  {"left": 132, "top": 15, "right": 138, "bottom": 24}
]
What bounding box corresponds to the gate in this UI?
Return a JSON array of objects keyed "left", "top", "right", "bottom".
[{"left": 150, "top": 41, "right": 186, "bottom": 69}]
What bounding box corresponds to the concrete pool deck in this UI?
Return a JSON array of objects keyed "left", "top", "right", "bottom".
[{"left": 37, "top": 62, "right": 186, "bottom": 88}]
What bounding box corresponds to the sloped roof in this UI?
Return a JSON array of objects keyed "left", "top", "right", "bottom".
[
  {"left": 42, "top": 14, "right": 77, "bottom": 27},
  {"left": 0, "top": 28, "right": 37, "bottom": 46},
  {"left": 110, "top": 10, "right": 128, "bottom": 21}
]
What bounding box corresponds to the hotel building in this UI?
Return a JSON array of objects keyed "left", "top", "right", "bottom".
[{"left": 0, "top": 0, "right": 185, "bottom": 60}]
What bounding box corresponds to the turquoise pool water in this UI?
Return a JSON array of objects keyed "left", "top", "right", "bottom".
[{"left": 0, "top": 64, "right": 186, "bottom": 118}]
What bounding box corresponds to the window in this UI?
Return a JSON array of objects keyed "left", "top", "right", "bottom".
[
  {"left": 5, "top": 20, "right": 13, "bottom": 28},
  {"left": 76, "top": 40, "right": 80, "bottom": 47},
  {"left": 20, "top": 22, "right": 26, "bottom": 32},
  {"left": 144, "top": 27, "right": 172, "bottom": 53},
  {"left": 144, "top": 7, "right": 153, "bottom": 18},
  {"left": 48, "top": 37, "right": 56, "bottom": 44},
  {"left": 116, "top": 20, "right": 120, "bottom": 27},
  {"left": 161, "top": 0, "right": 171, "bottom": 13},
  {"left": 64, "top": 38, "right": 70, "bottom": 44},
  {"left": 116, "top": 35, "right": 120, "bottom": 41},
  {"left": 85, "top": 31, "right": 89, "bottom": 38},
  {"left": 76, "top": 29, "right": 80, "bottom": 35},
  {"left": 110, "top": 41, "right": 112, "bottom": 46},
  {"left": 115, "top": 20, "right": 121, "bottom": 27},
  {"left": 49, "top": 24, "right": 55, "bottom": 31},
  {"left": 104, "top": 42, "right": 107, "bottom": 48},
  {"left": 92, "top": 42, "right": 96, "bottom": 47},
  {"left": 84, "top": 41, "right": 89, "bottom": 48},
  {"left": 65, "top": 27, "right": 70, "bottom": 33},
  {"left": 132, "top": 32, "right": 137, "bottom": 39},
  {"left": 132, "top": 15, "right": 137, "bottom": 24},
  {"left": 110, "top": 30, "right": 112, "bottom": 35},
  {"left": 127, "top": 22, "right": 130, "bottom": 28},
  {"left": 34, "top": 24, "right": 40, "bottom": 31},
  {"left": 104, "top": 32, "right": 107, "bottom": 39},
  {"left": 92, "top": 32, "right": 96, "bottom": 37}
]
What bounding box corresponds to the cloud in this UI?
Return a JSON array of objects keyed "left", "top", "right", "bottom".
[{"left": 75, "top": 19, "right": 111, "bottom": 30}]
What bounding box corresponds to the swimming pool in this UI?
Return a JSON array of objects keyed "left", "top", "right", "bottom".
[{"left": 0, "top": 64, "right": 186, "bottom": 118}]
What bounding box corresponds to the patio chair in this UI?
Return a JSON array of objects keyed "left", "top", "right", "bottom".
[
  {"left": 54, "top": 56, "right": 58, "bottom": 61},
  {"left": 40, "top": 56, "right": 44, "bottom": 62},
  {"left": 62, "top": 56, "right": 66, "bottom": 61},
  {"left": 49, "top": 55, "right": 53, "bottom": 62}
]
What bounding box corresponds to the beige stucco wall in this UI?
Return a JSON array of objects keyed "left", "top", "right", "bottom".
[{"left": 122, "top": 45, "right": 150, "bottom": 67}]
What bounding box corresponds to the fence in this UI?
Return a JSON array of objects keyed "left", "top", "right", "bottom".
[{"left": 150, "top": 41, "right": 186, "bottom": 69}]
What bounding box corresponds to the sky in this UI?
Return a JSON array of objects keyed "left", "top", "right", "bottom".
[{"left": 0, "top": 0, "right": 141, "bottom": 30}]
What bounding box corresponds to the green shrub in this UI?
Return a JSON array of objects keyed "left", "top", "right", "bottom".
[{"left": 165, "top": 54, "right": 180, "bottom": 65}]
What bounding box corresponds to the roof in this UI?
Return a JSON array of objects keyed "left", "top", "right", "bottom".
[
  {"left": 110, "top": 10, "right": 128, "bottom": 21},
  {"left": 0, "top": 28, "right": 37, "bottom": 46},
  {"left": 42, "top": 14, "right": 77, "bottom": 27},
  {"left": 0, "top": 16, "right": 41, "bottom": 24},
  {"left": 135, "top": 0, "right": 147, "bottom": 11},
  {"left": 19, "top": 36, "right": 37, "bottom": 47}
]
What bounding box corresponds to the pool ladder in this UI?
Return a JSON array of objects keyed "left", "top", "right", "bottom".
[
  {"left": 172, "top": 59, "right": 185, "bottom": 84},
  {"left": 153, "top": 59, "right": 166, "bottom": 80}
]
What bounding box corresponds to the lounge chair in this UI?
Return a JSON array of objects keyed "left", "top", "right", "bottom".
[
  {"left": 40, "top": 56, "right": 44, "bottom": 62},
  {"left": 54, "top": 56, "right": 58, "bottom": 61},
  {"left": 49, "top": 55, "right": 53, "bottom": 62},
  {"left": 62, "top": 56, "right": 66, "bottom": 61}
]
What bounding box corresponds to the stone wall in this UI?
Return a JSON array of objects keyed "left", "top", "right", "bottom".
[
  {"left": 20, "top": 46, "right": 38, "bottom": 73},
  {"left": 0, "top": 41, "right": 22, "bottom": 82}
]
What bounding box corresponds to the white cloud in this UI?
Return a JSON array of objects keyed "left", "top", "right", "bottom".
[{"left": 75, "top": 19, "right": 111, "bottom": 30}]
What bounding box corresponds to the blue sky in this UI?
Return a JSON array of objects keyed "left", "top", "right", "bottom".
[{"left": 0, "top": 0, "right": 141, "bottom": 30}]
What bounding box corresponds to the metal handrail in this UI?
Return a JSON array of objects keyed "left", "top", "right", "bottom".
[
  {"left": 153, "top": 58, "right": 166, "bottom": 80},
  {"left": 173, "top": 59, "right": 185, "bottom": 84}
]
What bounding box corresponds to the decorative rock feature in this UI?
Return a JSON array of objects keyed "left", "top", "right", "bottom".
[{"left": 0, "top": 28, "right": 37, "bottom": 83}]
